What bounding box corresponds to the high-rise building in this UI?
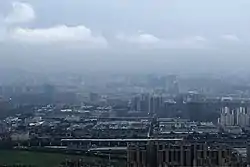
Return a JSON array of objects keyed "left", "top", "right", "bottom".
[
  {"left": 219, "top": 107, "right": 235, "bottom": 126},
  {"left": 149, "top": 95, "right": 163, "bottom": 115},
  {"left": 131, "top": 94, "right": 150, "bottom": 113},
  {"left": 219, "top": 106, "right": 250, "bottom": 127},
  {"left": 42, "top": 84, "right": 56, "bottom": 103},
  {"left": 163, "top": 75, "right": 179, "bottom": 95},
  {"left": 236, "top": 107, "right": 249, "bottom": 127},
  {"left": 131, "top": 94, "right": 164, "bottom": 115},
  {"left": 127, "top": 141, "right": 244, "bottom": 167},
  {"left": 89, "top": 92, "right": 100, "bottom": 103}
]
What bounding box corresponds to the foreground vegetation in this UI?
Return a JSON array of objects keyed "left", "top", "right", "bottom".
[{"left": 0, "top": 150, "right": 124, "bottom": 167}]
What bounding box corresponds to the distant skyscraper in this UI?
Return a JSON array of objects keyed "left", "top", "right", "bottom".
[
  {"left": 131, "top": 94, "right": 164, "bottom": 115},
  {"left": 42, "top": 84, "right": 56, "bottom": 103},
  {"left": 166, "top": 75, "right": 179, "bottom": 95},
  {"left": 43, "top": 84, "right": 55, "bottom": 95},
  {"left": 149, "top": 95, "right": 163, "bottom": 115},
  {"left": 219, "top": 107, "right": 235, "bottom": 126},
  {"left": 131, "top": 94, "right": 150, "bottom": 113},
  {"left": 147, "top": 75, "right": 166, "bottom": 89},
  {"left": 219, "top": 106, "right": 250, "bottom": 127},
  {"left": 236, "top": 107, "right": 249, "bottom": 127},
  {"left": 89, "top": 92, "right": 99, "bottom": 103}
]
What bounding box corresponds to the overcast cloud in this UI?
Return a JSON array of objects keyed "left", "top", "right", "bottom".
[
  {"left": 4, "top": 2, "right": 35, "bottom": 24},
  {"left": 0, "top": 0, "right": 250, "bottom": 74},
  {"left": 0, "top": 0, "right": 249, "bottom": 49}
]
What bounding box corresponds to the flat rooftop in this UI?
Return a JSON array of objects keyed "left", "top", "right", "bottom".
[{"left": 61, "top": 138, "right": 183, "bottom": 142}]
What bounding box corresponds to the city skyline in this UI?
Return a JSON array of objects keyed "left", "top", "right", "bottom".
[{"left": 1, "top": 1, "right": 250, "bottom": 166}]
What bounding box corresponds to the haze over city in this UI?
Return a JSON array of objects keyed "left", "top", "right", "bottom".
[{"left": 2, "top": 1, "right": 250, "bottom": 167}]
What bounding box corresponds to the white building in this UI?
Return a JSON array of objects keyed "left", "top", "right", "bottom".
[
  {"left": 236, "top": 107, "right": 250, "bottom": 127},
  {"left": 219, "top": 106, "right": 250, "bottom": 127},
  {"left": 220, "top": 107, "right": 234, "bottom": 126}
]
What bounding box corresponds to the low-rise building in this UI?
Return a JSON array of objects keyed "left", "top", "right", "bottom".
[{"left": 11, "top": 131, "right": 30, "bottom": 141}]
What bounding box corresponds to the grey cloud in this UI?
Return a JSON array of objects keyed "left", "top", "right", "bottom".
[
  {"left": 116, "top": 32, "right": 208, "bottom": 49},
  {"left": 0, "top": 1, "right": 108, "bottom": 49},
  {"left": 0, "top": 0, "right": 249, "bottom": 50},
  {"left": 9, "top": 25, "right": 108, "bottom": 48},
  {"left": 0, "top": 0, "right": 248, "bottom": 75},
  {"left": 20, "top": 0, "right": 250, "bottom": 34},
  {"left": 221, "top": 34, "right": 240, "bottom": 42}
]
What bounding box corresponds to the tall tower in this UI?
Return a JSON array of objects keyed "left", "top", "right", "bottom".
[
  {"left": 166, "top": 75, "right": 179, "bottom": 95},
  {"left": 220, "top": 106, "right": 234, "bottom": 126},
  {"left": 236, "top": 107, "right": 249, "bottom": 127}
]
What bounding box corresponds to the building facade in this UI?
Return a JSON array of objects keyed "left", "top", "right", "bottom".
[
  {"left": 127, "top": 141, "right": 244, "bottom": 167},
  {"left": 131, "top": 94, "right": 164, "bottom": 115}
]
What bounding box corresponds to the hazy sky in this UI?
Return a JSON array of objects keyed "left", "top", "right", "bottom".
[{"left": 0, "top": 0, "right": 250, "bottom": 74}]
